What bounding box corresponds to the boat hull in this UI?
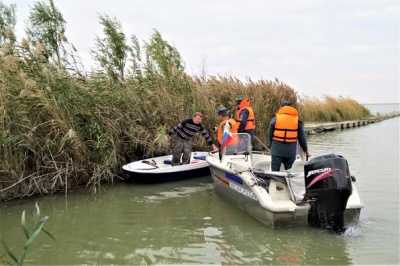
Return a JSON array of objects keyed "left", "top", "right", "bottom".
[
  {"left": 210, "top": 164, "right": 362, "bottom": 228},
  {"left": 210, "top": 165, "right": 309, "bottom": 227},
  {"left": 206, "top": 133, "right": 363, "bottom": 230},
  {"left": 124, "top": 166, "right": 211, "bottom": 183},
  {"left": 122, "top": 151, "right": 211, "bottom": 183}
]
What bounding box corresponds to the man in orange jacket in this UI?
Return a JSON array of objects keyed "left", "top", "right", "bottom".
[
  {"left": 235, "top": 98, "right": 256, "bottom": 144},
  {"left": 268, "top": 100, "right": 311, "bottom": 171},
  {"left": 216, "top": 107, "right": 237, "bottom": 156}
]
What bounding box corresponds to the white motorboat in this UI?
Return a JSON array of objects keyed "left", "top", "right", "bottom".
[
  {"left": 206, "top": 133, "right": 364, "bottom": 232},
  {"left": 122, "top": 151, "right": 210, "bottom": 183}
]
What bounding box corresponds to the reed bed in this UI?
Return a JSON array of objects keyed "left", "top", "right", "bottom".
[
  {"left": 299, "top": 95, "right": 371, "bottom": 122},
  {"left": 0, "top": 28, "right": 371, "bottom": 200}
]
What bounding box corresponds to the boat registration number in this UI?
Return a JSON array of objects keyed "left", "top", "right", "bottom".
[{"left": 229, "top": 182, "right": 257, "bottom": 201}]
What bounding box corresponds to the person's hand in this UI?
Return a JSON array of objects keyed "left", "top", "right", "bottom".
[
  {"left": 211, "top": 144, "right": 219, "bottom": 151},
  {"left": 304, "top": 151, "right": 311, "bottom": 158}
]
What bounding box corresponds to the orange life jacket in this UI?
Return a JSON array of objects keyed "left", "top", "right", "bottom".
[
  {"left": 272, "top": 106, "right": 299, "bottom": 142},
  {"left": 235, "top": 98, "right": 255, "bottom": 130},
  {"left": 217, "top": 118, "right": 237, "bottom": 145}
]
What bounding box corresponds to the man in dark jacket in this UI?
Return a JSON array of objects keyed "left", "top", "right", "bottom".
[
  {"left": 267, "top": 100, "right": 311, "bottom": 171},
  {"left": 168, "top": 112, "right": 218, "bottom": 166}
]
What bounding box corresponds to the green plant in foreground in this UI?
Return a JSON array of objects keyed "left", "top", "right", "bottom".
[{"left": 0, "top": 202, "right": 55, "bottom": 266}]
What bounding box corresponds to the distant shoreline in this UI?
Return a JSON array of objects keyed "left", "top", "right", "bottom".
[
  {"left": 362, "top": 103, "right": 399, "bottom": 114},
  {"left": 304, "top": 111, "right": 400, "bottom": 135},
  {"left": 363, "top": 103, "right": 400, "bottom": 105}
]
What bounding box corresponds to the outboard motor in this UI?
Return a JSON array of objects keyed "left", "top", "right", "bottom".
[{"left": 304, "top": 154, "right": 352, "bottom": 232}]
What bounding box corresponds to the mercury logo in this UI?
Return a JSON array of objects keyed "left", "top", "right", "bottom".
[{"left": 307, "top": 168, "right": 332, "bottom": 177}]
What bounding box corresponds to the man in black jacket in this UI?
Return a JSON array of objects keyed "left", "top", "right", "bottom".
[{"left": 168, "top": 112, "right": 218, "bottom": 166}]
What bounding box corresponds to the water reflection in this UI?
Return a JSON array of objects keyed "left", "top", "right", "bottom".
[{"left": 0, "top": 177, "right": 354, "bottom": 265}]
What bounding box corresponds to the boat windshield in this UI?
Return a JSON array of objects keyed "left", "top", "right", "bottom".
[{"left": 221, "top": 133, "right": 252, "bottom": 157}]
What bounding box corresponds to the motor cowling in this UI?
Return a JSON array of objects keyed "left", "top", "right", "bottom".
[{"left": 304, "top": 154, "right": 352, "bottom": 232}]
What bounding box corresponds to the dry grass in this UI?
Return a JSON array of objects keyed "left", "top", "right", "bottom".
[
  {"left": 0, "top": 36, "right": 370, "bottom": 200},
  {"left": 300, "top": 95, "right": 371, "bottom": 122}
]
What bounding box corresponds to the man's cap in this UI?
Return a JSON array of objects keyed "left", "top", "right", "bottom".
[
  {"left": 235, "top": 98, "right": 243, "bottom": 104},
  {"left": 281, "top": 100, "right": 292, "bottom": 107},
  {"left": 217, "top": 107, "right": 227, "bottom": 115}
]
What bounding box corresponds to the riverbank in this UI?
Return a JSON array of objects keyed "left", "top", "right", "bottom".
[{"left": 304, "top": 111, "right": 400, "bottom": 135}]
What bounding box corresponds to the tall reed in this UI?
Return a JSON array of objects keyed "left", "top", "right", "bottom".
[
  {"left": 0, "top": 25, "right": 371, "bottom": 200},
  {"left": 300, "top": 95, "right": 371, "bottom": 122}
]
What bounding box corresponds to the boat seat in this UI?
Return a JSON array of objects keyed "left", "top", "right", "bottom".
[
  {"left": 289, "top": 160, "right": 306, "bottom": 173},
  {"left": 163, "top": 160, "right": 182, "bottom": 165},
  {"left": 253, "top": 162, "right": 286, "bottom": 172},
  {"left": 253, "top": 161, "right": 270, "bottom": 171},
  {"left": 164, "top": 155, "right": 205, "bottom": 165},
  {"left": 162, "top": 153, "right": 205, "bottom": 165}
]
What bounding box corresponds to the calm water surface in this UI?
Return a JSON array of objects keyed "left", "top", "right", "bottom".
[{"left": 1, "top": 117, "right": 399, "bottom": 265}]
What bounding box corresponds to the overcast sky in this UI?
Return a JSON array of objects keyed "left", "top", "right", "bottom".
[{"left": 3, "top": 0, "right": 399, "bottom": 104}]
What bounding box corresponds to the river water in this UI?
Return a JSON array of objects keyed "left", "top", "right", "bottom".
[
  {"left": 1, "top": 116, "right": 399, "bottom": 265},
  {"left": 363, "top": 103, "right": 399, "bottom": 115}
]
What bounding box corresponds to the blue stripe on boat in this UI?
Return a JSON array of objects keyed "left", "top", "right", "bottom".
[{"left": 225, "top": 173, "right": 243, "bottom": 184}]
